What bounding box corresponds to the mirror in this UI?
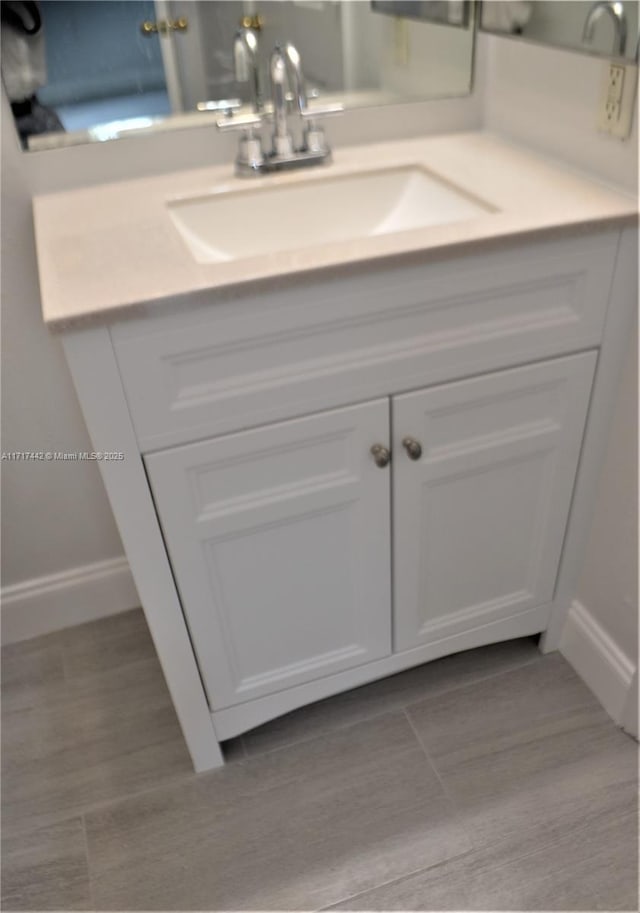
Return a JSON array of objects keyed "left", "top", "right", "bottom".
[
  {"left": 371, "top": 1, "right": 471, "bottom": 28},
  {"left": 1, "top": 1, "right": 476, "bottom": 151},
  {"left": 480, "top": 1, "right": 639, "bottom": 61}
]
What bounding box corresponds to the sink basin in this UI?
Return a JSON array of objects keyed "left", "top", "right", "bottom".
[{"left": 167, "top": 165, "right": 494, "bottom": 264}]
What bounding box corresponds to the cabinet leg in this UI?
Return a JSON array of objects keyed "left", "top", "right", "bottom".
[
  {"left": 62, "top": 326, "right": 226, "bottom": 775},
  {"left": 539, "top": 627, "right": 560, "bottom": 654}
]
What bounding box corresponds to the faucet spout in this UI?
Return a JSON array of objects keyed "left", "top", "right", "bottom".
[
  {"left": 284, "top": 42, "right": 308, "bottom": 115},
  {"left": 582, "top": 1, "right": 628, "bottom": 56},
  {"left": 270, "top": 45, "right": 294, "bottom": 155},
  {"left": 234, "top": 27, "right": 262, "bottom": 112}
]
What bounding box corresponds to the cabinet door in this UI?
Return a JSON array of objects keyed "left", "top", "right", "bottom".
[
  {"left": 392, "top": 352, "right": 597, "bottom": 652},
  {"left": 145, "top": 400, "right": 391, "bottom": 709}
]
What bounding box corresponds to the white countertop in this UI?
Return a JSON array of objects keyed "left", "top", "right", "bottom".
[{"left": 34, "top": 131, "right": 638, "bottom": 328}]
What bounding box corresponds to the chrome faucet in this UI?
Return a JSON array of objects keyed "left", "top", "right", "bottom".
[
  {"left": 233, "top": 26, "right": 262, "bottom": 112},
  {"left": 270, "top": 44, "right": 296, "bottom": 156},
  {"left": 582, "top": 1, "right": 628, "bottom": 57},
  {"left": 283, "top": 43, "right": 307, "bottom": 114},
  {"left": 217, "top": 39, "right": 342, "bottom": 176}
]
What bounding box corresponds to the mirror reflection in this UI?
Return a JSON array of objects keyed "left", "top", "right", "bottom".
[
  {"left": 371, "top": 1, "right": 471, "bottom": 27},
  {"left": 480, "top": 1, "right": 639, "bottom": 60},
  {"left": 1, "top": 1, "right": 476, "bottom": 151}
]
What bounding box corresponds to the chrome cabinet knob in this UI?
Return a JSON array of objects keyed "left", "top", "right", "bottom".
[
  {"left": 402, "top": 437, "right": 423, "bottom": 460},
  {"left": 370, "top": 444, "right": 391, "bottom": 468}
]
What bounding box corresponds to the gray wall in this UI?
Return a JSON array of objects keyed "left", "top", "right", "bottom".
[
  {"left": 483, "top": 32, "right": 638, "bottom": 667},
  {"left": 1, "top": 96, "right": 125, "bottom": 583},
  {"left": 577, "top": 326, "right": 638, "bottom": 652}
]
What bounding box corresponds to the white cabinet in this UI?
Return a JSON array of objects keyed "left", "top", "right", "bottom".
[
  {"left": 392, "top": 353, "right": 596, "bottom": 651},
  {"left": 146, "top": 399, "right": 392, "bottom": 708},
  {"left": 146, "top": 352, "right": 596, "bottom": 712},
  {"left": 60, "top": 226, "right": 636, "bottom": 769}
]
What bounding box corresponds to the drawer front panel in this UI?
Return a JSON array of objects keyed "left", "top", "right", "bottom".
[{"left": 112, "top": 231, "right": 618, "bottom": 451}]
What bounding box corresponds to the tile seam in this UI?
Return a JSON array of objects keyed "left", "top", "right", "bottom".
[
  {"left": 79, "top": 813, "right": 97, "bottom": 912},
  {"left": 244, "top": 649, "right": 545, "bottom": 761}
]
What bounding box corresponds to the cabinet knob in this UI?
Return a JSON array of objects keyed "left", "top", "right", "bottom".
[
  {"left": 141, "top": 17, "right": 188, "bottom": 36},
  {"left": 240, "top": 13, "right": 264, "bottom": 30},
  {"left": 370, "top": 444, "right": 391, "bottom": 468},
  {"left": 402, "top": 437, "right": 423, "bottom": 461}
]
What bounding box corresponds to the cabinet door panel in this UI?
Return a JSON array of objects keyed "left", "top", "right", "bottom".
[
  {"left": 145, "top": 399, "right": 391, "bottom": 709},
  {"left": 392, "top": 352, "right": 597, "bottom": 651}
]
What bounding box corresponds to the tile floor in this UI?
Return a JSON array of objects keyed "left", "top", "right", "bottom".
[{"left": 1, "top": 609, "right": 637, "bottom": 911}]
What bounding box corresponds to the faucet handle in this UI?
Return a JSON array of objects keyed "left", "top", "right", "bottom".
[
  {"left": 300, "top": 103, "right": 344, "bottom": 120},
  {"left": 216, "top": 114, "right": 265, "bottom": 175},
  {"left": 300, "top": 104, "right": 343, "bottom": 155},
  {"left": 216, "top": 113, "right": 263, "bottom": 132}
]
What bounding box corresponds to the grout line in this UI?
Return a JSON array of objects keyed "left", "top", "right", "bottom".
[
  {"left": 403, "top": 707, "right": 460, "bottom": 813},
  {"left": 58, "top": 632, "right": 73, "bottom": 686},
  {"left": 3, "top": 642, "right": 546, "bottom": 840},
  {"left": 399, "top": 652, "right": 545, "bottom": 715},
  {"left": 55, "top": 639, "right": 71, "bottom": 688},
  {"left": 315, "top": 848, "right": 473, "bottom": 912},
  {"left": 76, "top": 766, "right": 200, "bottom": 821},
  {"left": 241, "top": 706, "right": 397, "bottom": 761},
  {"left": 317, "top": 799, "right": 640, "bottom": 913},
  {"left": 244, "top": 649, "right": 546, "bottom": 763},
  {"left": 3, "top": 764, "right": 200, "bottom": 841},
  {"left": 402, "top": 711, "right": 640, "bottom": 882},
  {"left": 79, "top": 813, "right": 96, "bottom": 912}
]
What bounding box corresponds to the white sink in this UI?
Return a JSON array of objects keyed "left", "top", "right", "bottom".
[{"left": 167, "top": 165, "right": 494, "bottom": 264}]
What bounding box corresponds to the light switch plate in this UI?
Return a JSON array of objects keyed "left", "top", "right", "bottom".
[{"left": 598, "top": 62, "right": 638, "bottom": 139}]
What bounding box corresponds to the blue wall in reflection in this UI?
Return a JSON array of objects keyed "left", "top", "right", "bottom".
[{"left": 38, "top": 1, "right": 166, "bottom": 107}]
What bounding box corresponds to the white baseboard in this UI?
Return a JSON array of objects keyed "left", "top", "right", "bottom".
[
  {"left": 560, "top": 600, "right": 637, "bottom": 728},
  {"left": 1, "top": 556, "right": 139, "bottom": 645},
  {"left": 620, "top": 670, "right": 639, "bottom": 739}
]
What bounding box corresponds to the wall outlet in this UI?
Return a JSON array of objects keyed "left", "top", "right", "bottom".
[{"left": 598, "top": 62, "right": 638, "bottom": 139}]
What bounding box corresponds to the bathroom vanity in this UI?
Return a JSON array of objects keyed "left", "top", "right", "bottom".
[{"left": 34, "top": 133, "right": 637, "bottom": 771}]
